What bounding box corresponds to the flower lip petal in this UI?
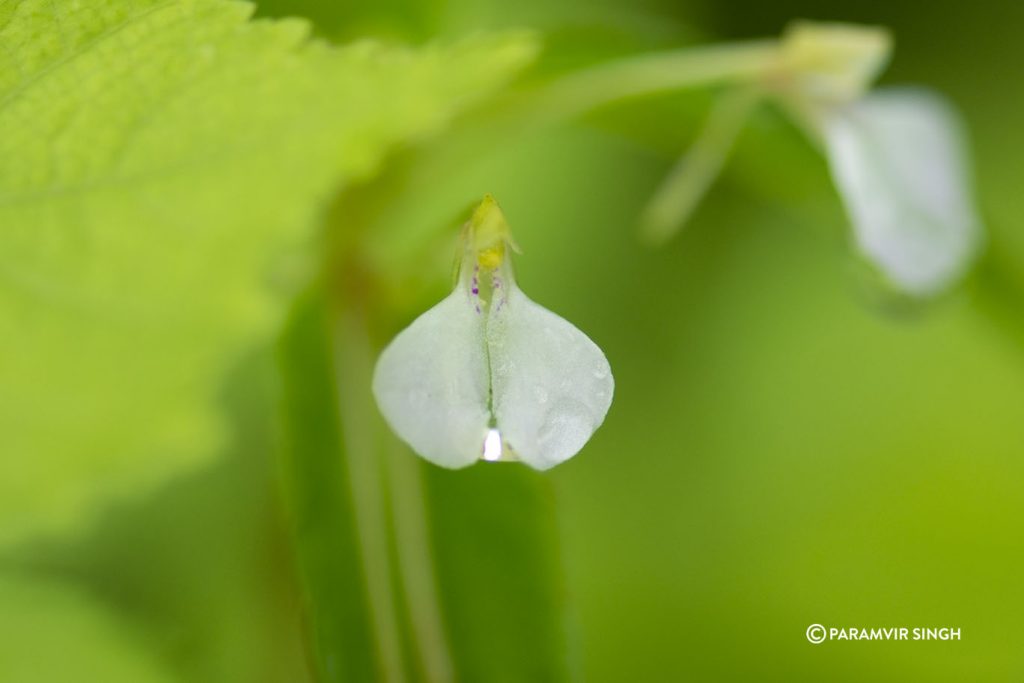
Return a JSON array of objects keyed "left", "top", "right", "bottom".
[
  {"left": 372, "top": 288, "right": 491, "bottom": 469},
  {"left": 823, "top": 87, "right": 983, "bottom": 296},
  {"left": 486, "top": 283, "right": 614, "bottom": 470}
]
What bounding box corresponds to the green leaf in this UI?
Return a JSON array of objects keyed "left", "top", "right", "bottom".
[
  {"left": 423, "top": 465, "right": 574, "bottom": 683},
  {"left": 277, "top": 290, "right": 574, "bottom": 682},
  {"left": 277, "top": 292, "right": 377, "bottom": 683},
  {"left": 0, "top": 0, "right": 537, "bottom": 545},
  {"left": 0, "top": 572, "right": 176, "bottom": 682},
  {"left": 9, "top": 351, "right": 312, "bottom": 683}
]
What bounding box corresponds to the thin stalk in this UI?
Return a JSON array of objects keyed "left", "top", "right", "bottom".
[
  {"left": 525, "top": 40, "right": 778, "bottom": 124},
  {"left": 639, "top": 87, "right": 762, "bottom": 245},
  {"left": 331, "top": 297, "right": 456, "bottom": 682},
  {"left": 331, "top": 308, "right": 406, "bottom": 683},
  {"left": 387, "top": 440, "right": 455, "bottom": 683}
]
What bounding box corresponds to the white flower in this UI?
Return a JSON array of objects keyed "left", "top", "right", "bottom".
[
  {"left": 776, "top": 23, "right": 983, "bottom": 296},
  {"left": 372, "top": 196, "right": 614, "bottom": 470},
  {"left": 823, "top": 88, "right": 982, "bottom": 296}
]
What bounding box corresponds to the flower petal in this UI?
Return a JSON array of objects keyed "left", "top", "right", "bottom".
[
  {"left": 824, "top": 88, "right": 982, "bottom": 296},
  {"left": 372, "top": 289, "right": 491, "bottom": 468},
  {"left": 487, "top": 285, "right": 613, "bottom": 470}
]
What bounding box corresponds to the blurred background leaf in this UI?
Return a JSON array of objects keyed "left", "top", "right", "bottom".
[
  {"left": 423, "top": 464, "right": 574, "bottom": 683},
  {"left": 0, "top": 572, "right": 175, "bottom": 682},
  {"left": 6, "top": 353, "right": 311, "bottom": 683},
  {"left": 0, "top": 0, "right": 536, "bottom": 545}
]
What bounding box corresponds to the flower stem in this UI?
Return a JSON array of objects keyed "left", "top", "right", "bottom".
[
  {"left": 331, "top": 297, "right": 456, "bottom": 683},
  {"left": 386, "top": 439, "right": 455, "bottom": 683},
  {"left": 331, "top": 307, "right": 406, "bottom": 683},
  {"left": 525, "top": 40, "right": 778, "bottom": 124}
]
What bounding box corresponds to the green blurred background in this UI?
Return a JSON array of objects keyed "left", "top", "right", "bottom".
[
  {"left": 7, "top": 0, "right": 1024, "bottom": 680},
  {"left": 264, "top": 0, "right": 1023, "bottom": 678}
]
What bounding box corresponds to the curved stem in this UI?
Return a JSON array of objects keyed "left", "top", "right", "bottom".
[{"left": 524, "top": 40, "right": 778, "bottom": 124}]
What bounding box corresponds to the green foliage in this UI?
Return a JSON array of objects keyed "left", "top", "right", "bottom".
[
  {"left": 425, "top": 464, "right": 573, "bottom": 683},
  {"left": 10, "top": 352, "right": 311, "bottom": 683},
  {"left": 278, "top": 293, "right": 376, "bottom": 682},
  {"left": 0, "top": 0, "right": 537, "bottom": 546},
  {"left": 3, "top": 0, "right": 1022, "bottom": 681}
]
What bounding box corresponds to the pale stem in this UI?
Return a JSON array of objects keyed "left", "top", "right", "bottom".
[
  {"left": 387, "top": 439, "right": 455, "bottom": 683},
  {"left": 333, "top": 303, "right": 456, "bottom": 682},
  {"left": 639, "top": 87, "right": 762, "bottom": 245},
  {"left": 526, "top": 40, "right": 779, "bottom": 124},
  {"left": 332, "top": 308, "right": 407, "bottom": 683}
]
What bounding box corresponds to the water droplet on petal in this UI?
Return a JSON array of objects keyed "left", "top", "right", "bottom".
[{"left": 482, "top": 428, "right": 503, "bottom": 461}]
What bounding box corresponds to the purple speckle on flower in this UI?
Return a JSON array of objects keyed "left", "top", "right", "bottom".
[{"left": 472, "top": 287, "right": 479, "bottom": 294}]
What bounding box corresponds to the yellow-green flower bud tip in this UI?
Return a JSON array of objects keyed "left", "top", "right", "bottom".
[
  {"left": 467, "top": 194, "right": 511, "bottom": 269},
  {"left": 780, "top": 21, "right": 892, "bottom": 105}
]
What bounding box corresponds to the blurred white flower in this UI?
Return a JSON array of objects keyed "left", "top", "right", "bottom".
[
  {"left": 642, "top": 22, "right": 983, "bottom": 296},
  {"left": 823, "top": 88, "right": 982, "bottom": 296},
  {"left": 777, "top": 24, "right": 983, "bottom": 295},
  {"left": 373, "top": 196, "right": 614, "bottom": 470}
]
